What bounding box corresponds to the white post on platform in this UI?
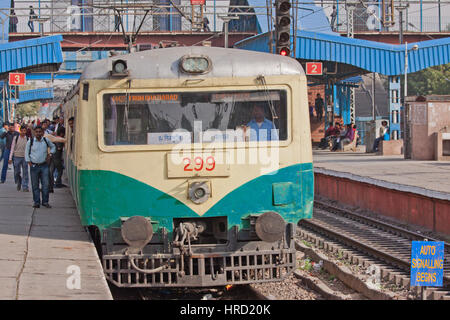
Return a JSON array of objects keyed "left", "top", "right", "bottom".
[{"left": 404, "top": 42, "right": 419, "bottom": 101}]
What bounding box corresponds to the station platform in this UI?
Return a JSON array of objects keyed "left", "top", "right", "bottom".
[
  {"left": 313, "top": 150, "right": 450, "bottom": 237},
  {"left": 0, "top": 169, "right": 112, "bottom": 300}
]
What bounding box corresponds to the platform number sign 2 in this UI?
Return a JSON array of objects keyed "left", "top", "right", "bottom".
[
  {"left": 9, "top": 73, "right": 26, "bottom": 86},
  {"left": 306, "top": 62, "right": 323, "bottom": 75}
]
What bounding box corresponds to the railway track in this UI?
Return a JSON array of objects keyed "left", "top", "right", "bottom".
[
  {"left": 110, "top": 284, "right": 268, "bottom": 300},
  {"left": 297, "top": 200, "right": 450, "bottom": 300}
]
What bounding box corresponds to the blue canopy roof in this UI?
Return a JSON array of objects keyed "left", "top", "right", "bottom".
[
  {"left": 235, "top": 31, "right": 450, "bottom": 76},
  {"left": 0, "top": 35, "right": 64, "bottom": 77},
  {"left": 16, "top": 88, "right": 54, "bottom": 105}
]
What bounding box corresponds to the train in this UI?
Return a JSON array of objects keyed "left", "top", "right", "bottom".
[{"left": 60, "top": 46, "right": 313, "bottom": 287}]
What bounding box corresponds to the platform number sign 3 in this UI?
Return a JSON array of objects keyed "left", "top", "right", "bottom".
[
  {"left": 9, "top": 73, "right": 26, "bottom": 86},
  {"left": 306, "top": 62, "right": 323, "bottom": 75}
]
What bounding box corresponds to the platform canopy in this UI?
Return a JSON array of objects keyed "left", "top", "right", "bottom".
[
  {"left": 14, "top": 88, "right": 54, "bottom": 105},
  {"left": 0, "top": 35, "right": 64, "bottom": 79},
  {"left": 235, "top": 30, "right": 450, "bottom": 80}
]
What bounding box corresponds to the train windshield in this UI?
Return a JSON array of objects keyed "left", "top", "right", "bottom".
[{"left": 103, "top": 90, "right": 288, "bottom": 146}]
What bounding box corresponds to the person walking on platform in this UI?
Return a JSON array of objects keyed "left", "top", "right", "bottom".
[
  {"left": 25, "top": 126, "right": 56, "bottom": 208},
  {"left": 0, "top": 122, "right": 19, "bottom": 183},
  {"left": 42, "top": 119, "right": 53, "bottom": 135},
  {"left": 28, "top": 6, "right": 37, "bottom": 32},
  {"left": 314, "top": 93, "right": 324, "bottom": 122},
  {"left": 9, "top": 10, "right": 18, "bottom": 33},
  {"left": 53, "top": 117, "right": 64, "bottom": 137},
  {"left": 330, "top": 5, "right": 337, "bottom": 32},
  {"left": 0, "top": 122, "right": 7, "bottom": 161},
  {"left": 8, "top": 126, "right": 29, "bottom": 192},
  {"left": 114, "top": 12, "right": 121, "bottom": 32}
]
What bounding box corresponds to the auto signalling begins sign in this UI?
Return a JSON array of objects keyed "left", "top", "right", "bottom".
[{"left": 410, "top": 241, "right": 444, "bottom": 287}]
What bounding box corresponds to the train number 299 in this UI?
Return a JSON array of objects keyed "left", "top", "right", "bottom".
[{"left": 183, "top": 156, "right": 216, "bottom": 172}]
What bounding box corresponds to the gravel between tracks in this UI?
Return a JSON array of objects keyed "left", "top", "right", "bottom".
[
  {"left": 250, "top": 273, "right": 323, "bottom": 300},
  {"left": 249, "top": 252, "right": 358, "bottom": 300}
]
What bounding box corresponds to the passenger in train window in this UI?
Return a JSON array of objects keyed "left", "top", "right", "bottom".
[
  {"left": 68, "top": 117, "right": 74, "bottom": 131},
  {"left": 246, "top": 104, "right": 278, "bottom": 141},
  {"left": 68, "top": 117, "right": 75, "bottom": 152}
]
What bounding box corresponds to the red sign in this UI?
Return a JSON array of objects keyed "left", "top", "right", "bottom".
[
  {"left": 191, "top": 0, "right": 205, "bottom": 4},
  {"left": 306, "top": 62, "right": 323, "bottom": 75},
  {"left": 9, "top": 73, "right": 26, "bottom": 86}
]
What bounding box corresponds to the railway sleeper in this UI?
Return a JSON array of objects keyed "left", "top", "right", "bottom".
[{"left": 298, "top": 228, "right": 413, "bottom": 291}]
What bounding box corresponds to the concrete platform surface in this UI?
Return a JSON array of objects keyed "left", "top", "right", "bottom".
[
  {"left": 313, "top": 150, "right": 450, "bottom": 201},
  {"left": 0, "top": 167, "right": 112, "bottom": 300}
]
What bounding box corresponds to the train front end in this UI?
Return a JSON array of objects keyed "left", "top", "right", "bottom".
[{"left": 73, "top": 47, "right": 313, "bottom": 287}]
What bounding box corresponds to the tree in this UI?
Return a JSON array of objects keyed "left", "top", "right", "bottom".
[
  {"left": 15, "top": 101, "right": 40, "bottom": 120},
  {"left": 407, "top": 63, "right": 450, "bottom": 96}
]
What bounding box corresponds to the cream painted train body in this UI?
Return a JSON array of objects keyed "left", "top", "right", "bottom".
[{"left": 62, "top": 46, "right": 313, "bottom": 287}]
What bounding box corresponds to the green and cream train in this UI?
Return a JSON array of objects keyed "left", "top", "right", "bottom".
[{"left": 61, "top": 46, "right": 313, "bottom": 287}]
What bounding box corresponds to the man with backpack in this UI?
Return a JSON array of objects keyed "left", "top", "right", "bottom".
[
  {"left": 0, "top": 122, "right": 19, "bottom": 183},
  {"left": 25, "top": 126, "right": 56, "bottom": 208},
  {"left": 8, "top": 126, "right": 30, "bottom": 192}
]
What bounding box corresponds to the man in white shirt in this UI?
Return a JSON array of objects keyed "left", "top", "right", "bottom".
[
  {"left": 372, "top": 120, "right": 389, "bottom": 152},
  {"left": 8, "top": 126, "right": 29, "bottom": 192}
]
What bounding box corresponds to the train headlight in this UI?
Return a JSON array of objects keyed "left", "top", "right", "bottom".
[
  {"left": 111, "top": 59, "right": 128, "bottom": 76},
  {"left": 121, "top": 216, "right": 153, "bottom": 250},
  {"left": 189, "top": 181, "right": 210, "bottom": 204},
  {"left": 180, "top": 55, "right": 212, "bottom": 74},
  {"left": 255, "top": 211, "right": 285, "bottom": 242}
]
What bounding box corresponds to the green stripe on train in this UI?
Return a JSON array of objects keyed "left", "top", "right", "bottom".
[{"left": 69, "top": 162, "right": 314, "bottom": 232}]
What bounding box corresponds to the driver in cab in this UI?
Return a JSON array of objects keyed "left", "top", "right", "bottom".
[{"left": 246, "top": 104, "right": 278, "bottom": 141}]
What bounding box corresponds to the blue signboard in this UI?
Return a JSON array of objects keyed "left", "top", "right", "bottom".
[{"left": 410, "top": 241, "right": 444, "bottom": 287}]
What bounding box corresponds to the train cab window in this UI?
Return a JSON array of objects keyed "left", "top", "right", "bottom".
[{"left": 103, "top": 90, "right": 288, "bottom": 146}]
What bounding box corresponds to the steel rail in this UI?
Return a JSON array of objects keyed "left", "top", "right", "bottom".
[
  {"left": 299, "top": 216, "right": 412, "bottom": 271},
  {"left": 300, "top": 202, "right": 450, "bottom": 285},
  {"left": 314, "top": 200, "right": 450, "bottom": 253}
]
